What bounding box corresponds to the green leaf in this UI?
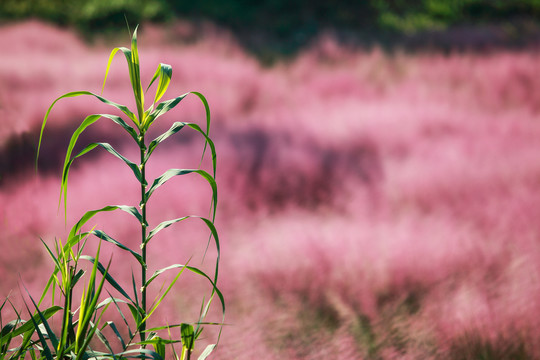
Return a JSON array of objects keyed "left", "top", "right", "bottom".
[
  {"left": 144, "top": 93, "right": 188, "bottom": 129},
  {"left": 139, "top": 335, "right": 173, "bottom": 360},
  {"left": 185, "top": 123, "right": 217, "bottom": 179},
  {"left": 68, "top": 205, "right": 145, "bottom": 240},
  {"left": 197, "top": 344, "right": 216, "bottom": 360},
  {"left": 38, "top": 91, "right": 137, "bottom": 167},
  {"left": 143, "top": 264, "right": 224, "bottom": 320},
  {"left": 145, "top": 216, "right": 189, "bottom": 246},
  {"left": 58, "top": 116, "right": 139, "bottom": 216},
  {"left": 95, "top": 325, "right": 116, "bottom": 358},
  {"left": 72, "top": 142, "right": 142, "bottom": 182},
  {"left": 144, "top": 122, "right": 217, "bottom": 180},
  {"left": 88, "top": 230, "right": 144, "bottom": 267},
  {"left": 146, "top": 63, "right": 172, "bottom": 105},
  {"left": 145, "top": 122, "right": 186, "bottom": 162},
  {"left": 114, "top": 348, "right": 163, "bottom": 360},
  {"left": 0, "top": 306, "right": 62, "bottom": 346},
  {"left": 141, "top": 264, "right": 190, "bottom": 324},
  {"left": 72, "top": 269, "right": 85, "bottom": 288},
  {"left": 76, "top": 244, "right": 111, "bottom": 355},
  {"left": 190, "top": 92, "right": 212, "bottom": 169},
  {"left": 106, "top": 320, "right": 127, "bottom": 351},
  {"left": 27, "top": 316, "right": 53, "bottom": 360},
  {"left": 39, "top": 239, "right": 62, "bottom": 277},
  {"left": 80, "top": 255, "right": 134, "bottom": 303},
  {"left": 180, "top": 323, "right": 194, "bottom": 352},
  {"left": 145, "top": 170, "right": 216, "bottom": 209},
  {"left": 131, "top": 271, "right": 139, "bottom": 307},
  {"left": 127, "top": 303, "right": 144, "bottom": 330},
  {"left": 130, "top": 25, "right": 145, "bottom": 124},
  {"left": 145, "top": 122, "right": 218, "bottom": 222},
  {"left": 0, "top": 320, "right": 17, "bottom": 338},
  {"left": 145, "top": 216, "right": 220, "bottom": 275},
  {"left": 23, "top": 289, "right": 59, "bottom": 355},
  {"left": 103, "top": 41, "right": 143, "bottom": 126},
  {"left": 198, "top": 217, "right": 220, "bottom": 267}
]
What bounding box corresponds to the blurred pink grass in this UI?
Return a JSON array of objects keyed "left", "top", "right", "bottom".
[{"left": 2, "top": 20, "right": 540, "bottom": 358}]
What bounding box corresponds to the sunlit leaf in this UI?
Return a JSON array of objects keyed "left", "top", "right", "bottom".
[
  {"left": 145, "top": 169, "right": 216, "bottom": 208},
  {"left": 144, "top": 93, "right": 188, "bottom": 129},
  {"left": 197, "top": 344, "right": 216, "bottom": 360},
  {"left": 68, "top": 205, "right": 145, "bottom": 240},
  {"left": 146, "top": 63, "right": 172, "bottom": 106},
  {"left": 38, "top": 91, "right": 137, "bottom": 167},
  {"left": 62, "top": 140, "right": 143, "bottom": 216}
]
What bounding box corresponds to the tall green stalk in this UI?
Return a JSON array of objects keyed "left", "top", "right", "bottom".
[
  {"left": 9, "top": 24, "right": 227, "bottom": 359},
  {"left": 139, "top": 131, "right": 147, "bottom": 343}
]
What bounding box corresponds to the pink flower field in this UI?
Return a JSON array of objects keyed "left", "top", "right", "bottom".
[{"left": 2, "top": 20, "right": 540, "bottom": 359}]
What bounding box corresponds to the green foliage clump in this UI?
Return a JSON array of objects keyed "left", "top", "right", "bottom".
[
  {"left": 0, "top": 0, "right": 167, "bottom": 31},
  {"left": 3, "top": 0, "right": 540, "bottom": 42},
  {"left": 373, "top": 0, "right": 540, "bottom": 34},
  {"left": 0, "top": 25, "right": 223, "bottom": 360}
]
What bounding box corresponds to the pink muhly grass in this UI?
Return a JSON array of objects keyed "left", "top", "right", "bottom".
[{"left": 3, "top": 20, "right": 540, "bottom": 358}]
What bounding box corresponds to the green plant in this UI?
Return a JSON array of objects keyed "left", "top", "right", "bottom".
[{"left": 1, "top": 25, "right": 223, "bottom": 360}]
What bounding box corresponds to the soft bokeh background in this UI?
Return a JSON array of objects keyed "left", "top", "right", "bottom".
[{"left": 2, "top": 1, "right": 540, "bottom": 358}]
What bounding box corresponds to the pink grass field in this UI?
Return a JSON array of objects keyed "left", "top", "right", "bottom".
[{"left": 2, "top": 20, "right": 540, "bottom": 359}]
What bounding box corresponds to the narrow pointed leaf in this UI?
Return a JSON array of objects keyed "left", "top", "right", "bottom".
[
  {"left": 68, "top": 205, "right": 144, "bottom": 239},
  {"left": 190, "top": 92, "right": 212, "bottom": 166},
  {"left": 0, "top": 307, "right": 61, "bottom": 346},
  {"left": 146, "top": 63, "right": 172, "bottom": 105},
  {"left": 59, "top": 117, "right": 139, "bottom": 215},
  {"left": 143, "top": 263, "right": 224, "bottom": 318},
  {"left": 130, "top": 26, "right": 145, "bottom": 124},
  {"left": 27, "top": 314, "right": 53, "bottom": 360},
  {"left": 145, "top": 170, "right": 216, "bottom": 208},
  {"left": 88, "top": 230, "right": 144, "bottom": 267},
  {"left": 23, "top": 290, "right": 59, "bottom": 353},
  {"left": 114, "top": 348, "right": 163, "bottom": 360},
  {"left": 141, "top": 266, "right": 188, "bottom": 324},
  {"left": 180, "top": 324, "right": 194, "bottom": 353},
  {"left": 197, "top": 344, "right": 216, "bottom": 360},
  {"left": 131, "top": 271, "right": 139, "bottom": 307},
  {"left": 145, "top": 216, "right": 189, "bottom": 246},
  {"left": 68, "top": 142, "right": 143, "bottom": 187},
  {"left": 144, "top": 93, "right": 188, "bottom": 128},
  {"left": 106, "top": 320, "right": 127, "bottom": 350},
  {"left": 127, "top": 303, "right": 144, "bottom": 329},
  {"left": 145, "top": 122, "right": 186, "bottom": 162},
  {"left": 80, "top": 255, "right": 133, "bottom": 302},
  {"left": 185, "top": 123, "right": 217, "bottom": 179},
  {"left": 38, "top": 91, "right": 137, "bottom": 166},
  {"left": 95, "top": 326, "right": 116, "bottom": 357}
]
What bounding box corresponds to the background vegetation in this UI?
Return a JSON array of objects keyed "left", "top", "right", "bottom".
[
  {"left": 2, "top": 19, "right": 540, "bottom": 358},
  {"left": 1, "top": 0, "right": 539, "bottom": 58},
  {"left": 2, "top": 1, "right": 540, "bottom": 359}
]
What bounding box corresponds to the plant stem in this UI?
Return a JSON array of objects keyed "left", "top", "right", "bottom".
[{"left": 139, "top": 132, "right": 147, "bottom": 344}]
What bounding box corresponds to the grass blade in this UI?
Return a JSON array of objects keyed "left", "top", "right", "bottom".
[
  {"left": 38, "top": 91, "right": 137, "bottom": 167},
  {"left": 146, "top": 63, "right": 172, "bottom": 105},
  {"left": 145, "top": 122, "right": 186, "bottom": 162},
  {"left": 144, "top": 93, "right": 189, "bottom": 129},
  {"left": 145, "top": 170, "right": 216, "bottom": 210},
  {"left": 80, "top": 255, "right": 134, "bottom": 303},
  {"left": 88, "top": 230, "right": 145, "bottom": 267},
  {"left": 145, "top": 216, "right": 189, "bottom": 246},
  {"left": 68, "top": 205, "right": 145, "bottom": 239}
]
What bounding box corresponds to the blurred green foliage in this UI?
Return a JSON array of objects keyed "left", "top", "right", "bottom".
[
  {"left": 0, "top": 0, "right": 538, "bottom": 54},
  {"left": 0, "top": 0, "right": 167, "bottom": 32},
  {"left": 373, "top": 0, "right": 540, "bottom": 33}
]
